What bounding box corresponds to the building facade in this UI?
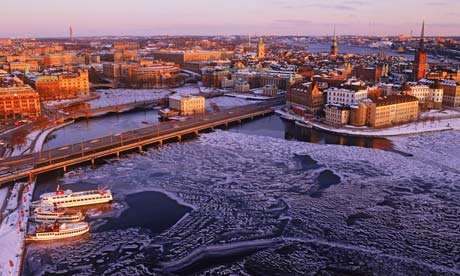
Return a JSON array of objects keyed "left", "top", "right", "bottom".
[
  {"left": 325, "top": 104, "right": 350, "bottom": 125},
  {"left": 0, "top": 85, "right": 41, "bottom": 120},
  {"left": 365, "top": 95, "right": 419, "bottom": 127},
  {"left": 201, "top": 67, "right": 230, "bottom": 88},
  {"left": 234, "top": 81, "right": 250, "bottom": 93},
  {"left": 168, "top": 95, "right": 205, "bottom": 116},
  {"left": 287, "top": 82, "right": 325, "bottom": 115},
  {"left": 263, "top": 85, "right": 278, "bottom": 97},
  {"left": 128, "top": 65, "right": 182, "bottom": 89},
  {"left": 402, "top": 82, "right": 443, "bottom": 109},
  {"left": 43, "top": 52, "right": 77, "bottom": 67},
  {"left": 35, "top": 70, "right": 90, "bottom": 101},
  {"left": 442, "top": 80, "right": 460, "bottom": 107},
  {"left": 327, "top": 87, "right": 368, "bottom": 106}
]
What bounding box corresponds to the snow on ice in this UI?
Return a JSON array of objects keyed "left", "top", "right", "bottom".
[{"left": 22, "top": 129, "right": 460, "bottom": 275}]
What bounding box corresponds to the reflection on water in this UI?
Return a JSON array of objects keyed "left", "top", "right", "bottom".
[
  {"left": 44, "top": 109, "right": 160, "bottom": 150},
  {"left": 229, "top": 115, "right": 395, "bottom": 151}
]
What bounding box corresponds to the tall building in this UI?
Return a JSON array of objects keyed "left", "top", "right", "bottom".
[
  {"left": 0, "top": 86, "right": 41, "bottom": 121},
  {"left": 257, "top": 36, "right": 265, "bottom": 59},
  {"left": 331, "top": 28, "right": 338, "bottom": 57},
  {"left": 69, "top": 26, "right": 73, "bottom": 41},
  {"left": 35, "top": 70, "right": 90, "bottom": 101},
  {"left": 413, "top": 21, "right": 427, "bottom": 81}
]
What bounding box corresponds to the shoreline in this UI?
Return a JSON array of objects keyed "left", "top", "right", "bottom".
[
  {"left": 309, "top": 120, "right": 457, "bottom": 138},
  {"left": 276, "top": 109, "right": 460, "bottom": 138}
]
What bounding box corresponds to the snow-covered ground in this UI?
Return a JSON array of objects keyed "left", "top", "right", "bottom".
[
  {"left": 23, "top": 129, "right": 460, "bottom": 275},
  {"left": 0, "top": 187, "right": 8, "bottom": 211},
  {"left": 9, "top": 130, "right": 41, "bottom": 157},
  {"left": 87, "top": 89, "right": 171, "bottom": 109},
  {"left": 0, "top": 181, "right": 33, "bottom": 276},
  {"left": 419, "top": 109, "right": 460, "bottom": 119},
  {"left": 275, "top": 108, "right": 460, "bottom": 137},
  {"left": 225, "top": 93, "right": 275, "bottom": 100},
  {"left": 311, "top": 117, "right": 460, "bottom": 137},
  {"left": 206, "top": 96, "right": 260, "bottom": 110}
]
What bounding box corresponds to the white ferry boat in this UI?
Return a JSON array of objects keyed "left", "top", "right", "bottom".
[
  {"left": 38, "top": 188, "right": 113, "bottom": 208},
  {"left": 27, "top": 221, "right": 89, "bottom": 241},
  {"left": 33, "top": 206, "right": 84, "bottom": 223}
]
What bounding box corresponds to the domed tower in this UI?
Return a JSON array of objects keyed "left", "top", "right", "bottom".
[
  {"left": 413, "top": 20, "right": 427, "bottom": 81},
  {"left": 257, "top": 36, "right": 265, "bottom": 59},
  {"left": 331, "top": 28, "right": 338, "bottom": 57}
]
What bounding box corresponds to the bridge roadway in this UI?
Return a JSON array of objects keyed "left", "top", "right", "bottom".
[{"left": 0, "top": 99, "right": 283, "bottom": 186}]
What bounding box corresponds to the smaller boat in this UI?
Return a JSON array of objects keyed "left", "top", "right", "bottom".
[
  {"left": 27, "top": 221, "right": 89, "bottom": 241},
  {"left": 33, "top": 205, "right": 84, "bottom": 223}
]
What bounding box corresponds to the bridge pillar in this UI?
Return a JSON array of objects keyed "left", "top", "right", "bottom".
[
  {"left": 91, "top": 159, "right": 95, "bottom": 168},
  {"left": 178, "top": 135, "right": 182, "bottom": 142},
  {"left": 194, "top": 130, "right": 199, "bottom": 137},
  {"left": 238, "top": 119, "right": 242, "bottom": 124},
  {"left": 159, "top": 140, "right": 163, "bottom": 146},
  {"left": 116, "top": 151, "right": 120, "bottom": 158},
  {"left": 138, "top": 145, "right": 143, "bottom": 153},
  {"left": 63, "top": 166, "right": 67, "bottom": 173},
  {"left": 251, "top": 116, "right": 254, "bottom": 120},
  {"left": 225, "top": 122, "right": 228, "bottom": 128}
]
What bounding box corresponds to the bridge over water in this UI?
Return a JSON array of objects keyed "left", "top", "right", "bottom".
[
  {"left": 62, "top": 98, "right": 168, "bottom": 120},
  {"left": 0, "top": 99, "right": 283, "bottom": 186}
]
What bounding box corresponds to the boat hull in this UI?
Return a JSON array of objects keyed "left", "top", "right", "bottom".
[
  {"left": 42, "top": 197, "right": 112, "bottom": 208},
  {"left": 27, "top": 225, "right": 89, "bottom": 241},
  {"left": 34, "top": 215, "right": 83, "bottom": 223}
]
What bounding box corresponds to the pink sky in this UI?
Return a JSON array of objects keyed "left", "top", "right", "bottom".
[{"left": 1, "top": 0, "right": 459, "bottom": 37}]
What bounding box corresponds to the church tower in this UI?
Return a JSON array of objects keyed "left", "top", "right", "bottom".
[
  {"left": 331, "top": 28, "right": 338, "bottom": 57},
  {"left": 413, "top": 20, "right": 427, "bottom": 81},
  {"left": 257, "top": 36, "right": 265, "bottom": 59}
]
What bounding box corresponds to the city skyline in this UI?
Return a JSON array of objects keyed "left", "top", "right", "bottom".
[{"left": 1, "top": 0, "right": 460, "bottom": 37}]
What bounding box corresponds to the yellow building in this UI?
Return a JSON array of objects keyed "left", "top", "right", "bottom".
[
  {"left": 58, "top": 70, "right": 90, "bottom": 98},
  {"left": 35, "top": 70, "right": 90, "bottom": 101},
  {"left": 442, "top": 80, "right": 460, "bottom": 107},
  {"left": 169, "top": 95, "right": 205, "bottom": 116},
  {"left": 365, "top": 95, "right": 419, "bottom": 127},
  {"left": 0, "top": 85, "right": 41, "bottom": 120}
]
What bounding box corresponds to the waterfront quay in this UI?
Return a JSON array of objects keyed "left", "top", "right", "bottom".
[{"left": 0, "top": 99, "right": 282, "bottom": 186}]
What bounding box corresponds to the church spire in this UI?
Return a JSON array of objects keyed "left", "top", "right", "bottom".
[
  {"left": 331, "top": 27, "right": 338, "bottom": 56},
  {"left": 257, "top": 35, "right": 265, "bottom": 59},
  {"left": 419, "top": 20, "right": 425, "bottom": 51}
]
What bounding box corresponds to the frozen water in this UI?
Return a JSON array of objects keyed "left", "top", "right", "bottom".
[{"left": 23, "top": 129, "right": 460, "bottom": 275}]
